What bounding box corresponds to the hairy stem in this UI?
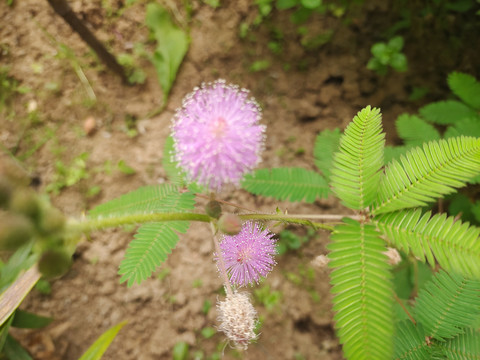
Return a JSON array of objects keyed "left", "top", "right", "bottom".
[
  {"left": 68, "top": 211, "right": 339, "bottom": 236},
  {"left": 210, "top": 223, "right": 233, "bottom": 296}
]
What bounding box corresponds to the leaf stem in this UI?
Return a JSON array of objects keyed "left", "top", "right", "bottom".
[
  {"left": 394, "top": 293, "right": 416, "bottom": 325},
  {"left": 67, "top": 211, "right": 341, "bottom": 235}
]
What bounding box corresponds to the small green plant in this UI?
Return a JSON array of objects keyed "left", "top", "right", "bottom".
[
  {"left": 145, "top": 3, "right": 189, "bottom": 104},
  {"left": 390, "top": 71, "right": 480, "bottom": 223},
  {"left": 46, "top": 152, "right": 90, "bottom": 194},
  {"left": 276, "top": 228, "right": 315, "bottom": 254},
  {"left": 367, "top": 36, "right": 408, "bottom": 75},
  {"left": 117, "top": 51, "right": 147, "bottom": 85},
  {"left": 172, "top": 341, "right": 189, "bottom": 360},
  {"left": 254, "top": 284, "right": 282, "bottom": 311},
  {"left": 1, "top": 78, "right": 480, "bottom": 359}
]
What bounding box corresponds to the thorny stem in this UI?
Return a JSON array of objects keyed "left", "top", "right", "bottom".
[
  {"left": 68, "top": 212, "right": 340, "bottom": 236},
  {"left": 68, "top": 212, "right": 345, "bottom": 236},
  {"left": 210, "top": 223, "right": 233, "bottom": 296}
]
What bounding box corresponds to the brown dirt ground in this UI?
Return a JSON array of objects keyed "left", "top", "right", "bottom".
[{"left": 1, "top": 1, "right": 478, "bottom": 359}]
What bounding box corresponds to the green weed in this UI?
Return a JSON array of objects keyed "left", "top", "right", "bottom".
[
  {"left": 254, "top": 284, "right": 282, "bottom": 311},
  {"left": 367, "top": 36, "right": 408, "bottom": 76}
]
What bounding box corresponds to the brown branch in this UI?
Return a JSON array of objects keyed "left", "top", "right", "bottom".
[
  {"left": 46, "top": 0, "right": 128, "bottom": 83},
  {"left": 394, "top": 293, "right": 416, "bottom": 325}
]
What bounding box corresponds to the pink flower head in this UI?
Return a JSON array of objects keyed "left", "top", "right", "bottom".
[
  {"left": 171, "top": 79, "right": 265, "bottom": 192},
  {"left": 219, "top": 221, "right": 277, "bottom": 287}
]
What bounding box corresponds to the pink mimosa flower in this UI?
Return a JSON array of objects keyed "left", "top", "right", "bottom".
[{"left": 171, "top": 79, "right": 265, "bottom": 192}]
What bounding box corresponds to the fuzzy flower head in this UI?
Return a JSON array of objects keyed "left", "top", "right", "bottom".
[
  {"left": 219, "top": 221, "right": 277, "bottom": 287},
  {"left": 171, "top": 79, "right": 265, "bottom": 192},
  {"left": 217, "top": 292, "right": 257, "bottom": 350}
]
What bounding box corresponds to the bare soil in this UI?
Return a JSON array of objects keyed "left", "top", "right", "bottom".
[{"left": 1, "top": 1, "right": 478, "bottom": 359}]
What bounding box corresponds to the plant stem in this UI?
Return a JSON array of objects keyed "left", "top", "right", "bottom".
[
  {"left": 210, "top": 223, "right": 233, "bottom": 296},
  {"left": 394, "top": 293, "right": 416, "bottom": 325},
  {"left": 239, "top": 213, "right": 335, "bottom": 231},
  {"left": 67, "top": 211, "right": 338, "bottom": 236},
  {"left": 68, "top": 212, "right": 211, "bottom": 234},
  {"left": 46, "top": 0, "right": 128, "bottom": 83}
]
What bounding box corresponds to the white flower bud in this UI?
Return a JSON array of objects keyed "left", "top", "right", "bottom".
[{"left": 217, "top": 292, "right": 257, "bottom": 350}]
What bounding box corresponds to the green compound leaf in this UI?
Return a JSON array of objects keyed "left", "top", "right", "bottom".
[
  {"left": 119, "top": 220, "right": 189, "bottom": 287},
  {"left": 78, "top": 321, "right": 127, "bottom": 360},
  {"left": 441, "top": 328, "right": 480, "bottom": 359},
  {"left": 396, "top": 114, "right": 440, "bottom": 147},
  {"left": 328, "top": 219, "right": 393, "bottom": 360},
  {"left": 448, "top": 72, "right": 480, "bottom": 110},
  {"left": 375, "top": 209, "right": 480, "bottom": 279},
  {"left": 88, "top": 184, "right": 195, "bottom": 218},
  {"left": 444, "top": 116, "right": 480, "bottom": 139},
  {"left": 393, "top": 321, "right": 432, "bottom": 360},
  {"left": 241, "top": 167, "right": 328, "bottom": 203},
  {"left": 419, "top": 100, "right": 478, "bottom": 125},
  {"left": 330, "top": 106, "right": 385, "bottom": 210},
  {"left": 313, "top": 127, "right": 341, "bottom": 182},
  {"left": 145, "top": 3, "right": 189, "bottom": 103},
  {"left": 414, "top": 270, "right": 480, "bottom": 340},
  {"left": 373, "top": 137, "right": 480, "bottom": 215}
]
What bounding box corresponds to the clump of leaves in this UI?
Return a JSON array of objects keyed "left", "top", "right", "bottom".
[
  {"left": 46, "top": 152, "right": 90, "bottom": 194},
  {"left": 254, "top": 284, "right": 282, "bottom": 311},
  {"left": 276, "top": 228, "right": 315, "bottom": 254},
  {"left": 390, "top": 71, "right": 480, "bottom": 223},
  {"left": 367, "top": 36, "right": 408, "bottom": 75}
]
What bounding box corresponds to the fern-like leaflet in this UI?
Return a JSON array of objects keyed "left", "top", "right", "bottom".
[
  {"left": 442, "top": 328, "right": 480, "bottom": 359},
  {"left": 89, "top": 185, "right": 196, "bottom": 287},
  {"left": 330, "top": 106, "right": 385, "bottom": 210},
  {"left": 395, "top": 114, "right": 440, "bottom": 147},
  {"left": 375, "top": 209, "right": 480, "bottom": 279},
  {"left": 413, "top": 270, "right": 480, "bottom": 341},
  {"left": 328, "top": 218, "right": 393, "bottom": 360},
  {"left": 447, "top": 71, "right": 480, "bottom": 110},
  {"left": 393, "top": 321, "right": 431, "bottom": 360},
  {"left": 373, "top": 137, "right": 480, "bottom": 215},
  {"left": 88, "top": 184, "right": 193, "bottom": 218},
  {"left": 119, "top": 220, "right": 189, "bottom": 287},
  {"left": 241, "top": 167, "right": 328, "bottom": 203},
  {"left": 419, "top": 100, "right": 477, "bottom": 125}
]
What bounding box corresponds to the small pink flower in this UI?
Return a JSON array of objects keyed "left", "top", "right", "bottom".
[
  {"left": 171, "top": 79, "right": 265, "bottom": 192},
  {"left": 219, "top": 222, "right": 277, "bottom": 287}
]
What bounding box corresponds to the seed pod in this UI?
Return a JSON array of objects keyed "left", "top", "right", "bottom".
[
  {"left": 205, "top": 200, "right": 222, "bottom": 219},
  {"left": 38, "top": 249, "right": 72, "bottom": 278},
  {"left": 39, "top": 206, "right": 65, "bottom": 235},
  {"left": 9, "top": 189, "right": 41, "bottom": 222},
  {"left": 0, "top": 213, "right": 34, "bottom": 250},
  {"left": 218, "top": 213, "right": 242, "bottom": 235}
]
